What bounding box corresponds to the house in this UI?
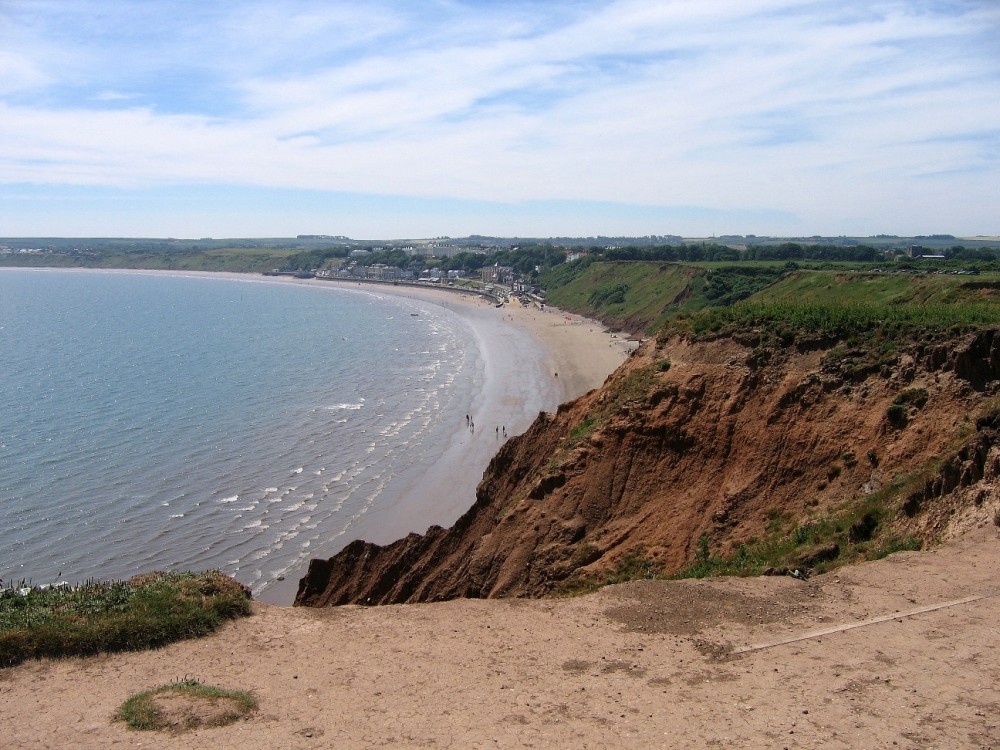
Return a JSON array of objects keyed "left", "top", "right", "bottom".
[{"left": 481, "top": 265, "right": 515, "bottom": 287}]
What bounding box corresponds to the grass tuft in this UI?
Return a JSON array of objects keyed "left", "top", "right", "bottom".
[{"left": 117, "top": 678, "right": 257, "bottom": 732}]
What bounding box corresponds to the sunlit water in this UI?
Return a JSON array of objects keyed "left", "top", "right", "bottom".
[{"left": 0, "top": 270, "right": 483, "bottom": 597}]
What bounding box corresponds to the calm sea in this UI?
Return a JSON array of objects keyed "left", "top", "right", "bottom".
[{"left": 0, "top": 269, "right": 484, "bottom": 597}]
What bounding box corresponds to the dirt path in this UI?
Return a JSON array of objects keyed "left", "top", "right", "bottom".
[
  {"left": 12, "top": 272, "right": 994, "bottom": 747},
  {"left": 2, "top": 526, "right": 997, "bottom": 749}
]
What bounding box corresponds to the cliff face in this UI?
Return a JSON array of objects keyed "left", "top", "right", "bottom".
[{"left": 296, "top": 329, "right": 1000, "bottom": 606}]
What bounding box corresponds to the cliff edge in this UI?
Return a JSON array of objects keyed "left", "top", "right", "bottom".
[{"left": 296, "top": 327, "right": 1000, "bottom": 606}]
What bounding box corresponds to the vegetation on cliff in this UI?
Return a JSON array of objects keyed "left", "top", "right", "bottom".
[
  {"left": 541, "top": 260, "right": 1000, "bottom": 335},
  {"left": 0, "top": 571, "right": 251, "bottom": 668},
  {"left": 540, "top": 261, "right": 787, "bottom": 333}
]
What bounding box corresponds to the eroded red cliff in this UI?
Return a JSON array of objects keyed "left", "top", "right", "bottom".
[{"left": 296, "top": 329, "right": 1000, "bottom": 606}]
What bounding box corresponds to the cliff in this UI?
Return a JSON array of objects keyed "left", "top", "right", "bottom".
[{"left": 296, "top": 327, "right": 1000, "bottom": 606}]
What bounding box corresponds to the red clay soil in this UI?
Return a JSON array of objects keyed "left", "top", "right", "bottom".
[{"left": 297, "top": 329, "right": 1000, "bottom": 605}]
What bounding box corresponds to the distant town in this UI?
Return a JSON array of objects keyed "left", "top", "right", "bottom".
[{"left": 3, "top": 234, "right": 1000, "bottom": 301}]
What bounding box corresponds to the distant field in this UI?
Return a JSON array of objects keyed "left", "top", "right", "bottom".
[{"left": 0, "top": 247, "right": 297, "bottom": 273}]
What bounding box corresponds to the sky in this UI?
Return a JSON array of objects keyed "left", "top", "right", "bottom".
[{"left": 1, "top": 0, "right": 998, "bottom": 240}]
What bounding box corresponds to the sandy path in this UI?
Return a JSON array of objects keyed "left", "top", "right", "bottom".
[{"left": 3, "top": 525, "right": 997, "bottom": 748}]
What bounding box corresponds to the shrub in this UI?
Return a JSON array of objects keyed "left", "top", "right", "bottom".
[
  {"left": 886, "top": 403, "right": 909, "bottom": 429},
  {"left": 894, "top": 388, "right": 929, "bottom": 409},
  {"left": 870, "top": 537, "right": 921, "bottom": 559},
  {"left": 568, "top": 415, "right": 596, "bottom": 443},
  {"left": 588, "top": 283, "right": 629, "bottom": 307}
]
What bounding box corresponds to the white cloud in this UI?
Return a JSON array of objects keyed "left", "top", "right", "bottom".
[
  {"left": 0, "top": 51, "right": 51, "bottom": 94},
  {"left": 1, "top": 0, "right": 998, "bottom": 236}
]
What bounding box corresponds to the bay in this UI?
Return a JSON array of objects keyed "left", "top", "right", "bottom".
[{"left": 0, "top": 269, "right": 484, "bottom": 598}]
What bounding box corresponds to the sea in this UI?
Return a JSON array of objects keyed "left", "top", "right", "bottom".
[{"left": 0, "top": 269, "right": 488, "bottom": 600}]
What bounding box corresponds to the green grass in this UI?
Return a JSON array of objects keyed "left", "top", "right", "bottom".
[
  {"left": 117, "top": 677, "right": 257, "bottom": 732},
  {"left": 541, "top": 263, "right": 1000, "bottom": 337},
  {"left": 0, "top": 571, "right": 251, "bottom": 668},
  {"left": 567, "top": 415, "right": 597, "bottom": 443},
  {"left": 670, "top": 300, "right": 1000, "bottom": 348},
  {"left": 540, "top": 260, "right": 784, "bottom": 333},
  {"left": 752, "top": 269, "right": 1000, "bottom": 307}
]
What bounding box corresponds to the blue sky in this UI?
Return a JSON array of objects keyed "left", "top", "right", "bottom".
[{"left": 1, "top": 0, "right": 998, "bottom": 239}]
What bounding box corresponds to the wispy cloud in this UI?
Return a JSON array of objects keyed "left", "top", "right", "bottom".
[{"left": 1, "top": 0, "right": 997, "bottom": 237}]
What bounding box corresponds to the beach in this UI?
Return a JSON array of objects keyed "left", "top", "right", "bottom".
[
  {"left": 265, "top": 277, "right": 631, "bottom": 602},
  {"left": 121, "top": 272, "right": 630, "bottom": 603}
]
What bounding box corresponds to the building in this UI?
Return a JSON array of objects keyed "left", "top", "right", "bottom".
[{"left": 481, "top": 265, "right": 515, "bottom": 287}]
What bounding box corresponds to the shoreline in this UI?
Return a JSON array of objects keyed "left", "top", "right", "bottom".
[
  {"left": 255, "top": 275, "right": 631, "bottom": 603},
  {"left": 6, "top": 268, "right": 629, "bottom": 604}
]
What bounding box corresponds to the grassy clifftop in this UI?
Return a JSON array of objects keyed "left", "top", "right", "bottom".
[
  {"left": 540, "top": 260, "right": 785, "bottom": 333},
  {"left": 541, "top": 260, "right": 1000, "bottom": 335}
]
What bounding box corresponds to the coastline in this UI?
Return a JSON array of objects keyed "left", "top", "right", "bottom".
[
  {"left": 256, "top": 275, "right": 632, "bottom": 602},
  {"left": 6, "top": 271, "right": 999, "bottom": 747},
  {"left": 28, "top": 269, "right": 629, "bottom": 603}
]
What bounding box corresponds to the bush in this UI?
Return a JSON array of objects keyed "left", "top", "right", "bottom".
[
  {"left": 886, "top": 403, "right": 909, "bottom": 429},
  {"left": 588, "top": 283, "right": 629, "bottom": 307},
  {"left": 894, "top": 388, "right": 929, "bottom": 409}
]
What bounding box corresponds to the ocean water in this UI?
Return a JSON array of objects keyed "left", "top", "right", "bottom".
[{"left": 0, "top": 269, "right": 485, "bottom": 597}]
